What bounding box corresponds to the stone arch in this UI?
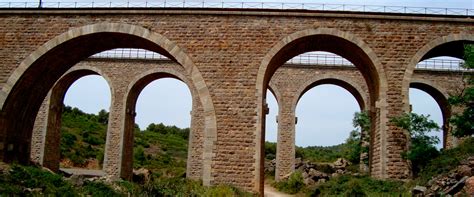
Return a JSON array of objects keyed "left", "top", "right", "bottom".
[
  {"left": 30, "top": 65, "right": 113, "bottom": 172},
  {"left": 120, "top": 67, "right": 200, "bottom": 180},
  {"left": 291, "top": 75, "right": 369, "bottom": 112},
  {"left": 409, "top": 79, "right": 451, "bottom": 149},
  {"left": 0, "top": 23, "right": 216, "bottom": 185},
  {"left": 402, "top": 34, "right": 474, "bottom": 112},
  {"left": 268, "top": 82, "right": 281, "bottom": 107},
  {"left": 256, "top": 28, "right": 389, "bottom": 192}
]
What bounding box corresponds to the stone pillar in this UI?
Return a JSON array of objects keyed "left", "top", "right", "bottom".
[
  {"left": 30, "top": 96, "right": 49, "bottom": 165},
  {"left": 275, "top": 97, "right": 296, "bottom": 181},
  {"left": 41, "top": 95, "right": 64, "bottom": 172},
  {"left": 186, "top": 95, "right": 205, "bottom": 180},
  {"left": 359, "top": 127, "right": 370, "bottom": 174},
  {"left": 103, "top": 87, "right": 127, "bottom": 179},
  {"left": 445, "top": 106, "right": 463, "bottom": 149}
]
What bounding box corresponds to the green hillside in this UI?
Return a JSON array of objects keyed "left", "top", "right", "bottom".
[{"left": 60, "top": 106, "right": 189, "bottom": 177}]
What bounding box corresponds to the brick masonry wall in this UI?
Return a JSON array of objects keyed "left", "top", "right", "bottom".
[
  {"left": 0, "top": 9, "right": 472, "bottom": 193},
  {"left": 29, "top": 58, "right": 205, "bottom": 180}
]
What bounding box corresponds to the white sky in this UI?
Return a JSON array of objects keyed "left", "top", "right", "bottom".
[{"left": 55, "top": 0, "right": 462, "bottom": 150}]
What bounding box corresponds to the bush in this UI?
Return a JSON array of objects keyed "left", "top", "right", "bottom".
[
  {"left": 273, "top": 171, "right": 305, "bottom": 194},
  {"left": 80, "top": 181, "right": 121, "bottom": 196},
  {"left": 417, "top": 137, "right": 474, "bottom": 184},
  {"left": 313, "top": 175, "right": 407, "bottom": 196},
  {"left": 0, "top": 165, "right": 77, "bottom": 196}
]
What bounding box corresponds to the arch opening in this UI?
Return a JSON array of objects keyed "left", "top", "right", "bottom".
[
  {"left": 408, "top": 87, "right": 445, "bottom": 150},
  {"left": 0, "top": 24, "right": 215, "bottom": 185},
  {"left": 403, "top": 35, "right": 474, "bottom": 150},
  {"left": 131, "top": 77, "right": 193, "bottom": 180},
  {"left": 29, "top": 68, "right": 112, "bottom": 174},
  {"left": 256, "top": 29, "right": 387, "bottom": 192},
  {"left": 295, "top": 84, "right": 362, "bottom": 148}
]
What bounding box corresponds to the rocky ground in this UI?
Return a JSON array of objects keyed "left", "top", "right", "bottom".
[
  {"left": 266, "top": 158, "right": 357, "bottom": 186},
  {"left": 413, "top": 156, "right": 474, "bottom": 196}
]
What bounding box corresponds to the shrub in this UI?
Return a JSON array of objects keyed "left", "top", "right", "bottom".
[
  {"left": 80, "top": 181, "right": 121, "bottom": 196},
  {"left": 273, "top": 171, "right": 305, "bottom": 194},
  {"left": 0, "top": 165, "right": 77, "bottom": 196}
]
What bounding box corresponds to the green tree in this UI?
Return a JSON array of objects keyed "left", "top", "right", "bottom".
[
  {"left": 449, "top": 44, "right": 474, "bottom": 137},
  {"left": 97, "top": 109, "right": 109, "bottom": 124},
  {"left": 344, "top": 111, "right": 371, "bottom": 165},
  {"left": 391, "top": 113, "right": 440, "bottom": 176}
]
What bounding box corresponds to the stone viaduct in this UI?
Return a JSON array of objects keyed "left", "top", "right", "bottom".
[{"left": 0, "top": 8, "right": 472, "bottom": 194}]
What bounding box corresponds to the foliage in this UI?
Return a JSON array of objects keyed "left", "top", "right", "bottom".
[
  {"left": 264, "top": 141, "right": 277, "bottom": 160},
  {"left": 60, "top": 106, "right": 107, "bottom": 167},
  {"left": 0, "top": 164, "right": 77, "bottom": 196},
  {"left": 80, "top": 181, "right": 121, "bottom": 196},
  {"left": 353, "top": 111, "right": 370, "bottom": 133},
  {"left": 133, "top": 123, "right": 190, "bottom": 177},
  {"left": 311, "top": 175, "right": 407, "bottom": 196},
  {"left": 60, "top": 106, "right": 190, "bottom": 178},
  {"left": 273, "top": 171, "right": 305, "bottom": 194},
  {"left": 416, "top": 137, "right": 474, "bottom": 185},
  {"left": 391, "top": 112, "right": 440, "bottom": 176},
  {"left": 0, "top": 163, "right": 253, "bottom": 196},
  {"left": 449, "top": 44, "right": 474, "bottom": 137},
  {"left": 344, "top": 130, "right": 361, "bottom": 164}
]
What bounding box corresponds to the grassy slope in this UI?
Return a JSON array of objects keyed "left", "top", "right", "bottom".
[{"left": 60, "top": 106, "right": 189, "bottom": 178}]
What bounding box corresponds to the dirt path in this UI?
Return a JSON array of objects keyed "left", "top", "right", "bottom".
[{"left": 264, "top": 184, "right": 295, "bottom": 197}]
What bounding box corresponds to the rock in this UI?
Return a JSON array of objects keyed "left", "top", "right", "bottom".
[
  {"left": 302, "top": 171, "right": 309, "bottom": 179},
  {"left": 133, "top": 168, "right": 151, "bottom": 184},
  {"left": 304, "top": 177, "right": 315, "bottom": 185},
  {"left": 333, "top": 158, "right": 351, "bottom": 169},
  {"left": 281, "top": 173, "right": 291, "bottom": 181},
  {"left": 464, "top": 176, "right": 474, "bottom": 195},
  {"left": 444, "top": 176, "right": 468, "bottom": 195},
  {"left": 67, "top": 174, "right": 85, "bottom": 187},
  {"left": 308, "top": 168, "right": 328, "bottom": 180},
  {"left": 457, "top": 165, "right": 472, "bottom": 177},
  {"left": 295, "top": 158, "right": 303, "bottom": 169},
  {"left": 24, "top": 188, "right": 43, "bottom": 193},
  {"left": 412, "top": 185, "right": 427, "bottom": 197}
]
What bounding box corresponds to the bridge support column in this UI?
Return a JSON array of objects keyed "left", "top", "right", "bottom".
[
  {"left": 186, "top": 96, "right": 205, "bottom": 180},
  {"left": 103, "top": 86, "right": 129, "bottom": 180},
  {"left": 30, "top": 92, "right": 63, "bottom": 172},
  {"left": 275, "top": 97, "right": 296, "bottom": 181}
]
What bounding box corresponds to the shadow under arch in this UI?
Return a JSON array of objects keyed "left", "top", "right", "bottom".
[
  {"left": 32, "top": 65, "right": 113, "bottom": 173},
  {"left": 0, "top": 23, "right": 216, "bottom": 185},
  {"left": 409, "top": 80, "right": 450, "bottom": 149},
  {"left": 256, "top": 28, "right": 389, "bottom": 193},
  {"left": 402, "top": 34, "right": 474, "bottom": 112},
  {"left": 121, "top": 67, "right": 200, "bottom": 180}
]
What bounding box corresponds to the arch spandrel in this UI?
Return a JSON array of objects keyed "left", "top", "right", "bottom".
[{"left": 0, "top": 23, "right": 216, "bottom": 186}]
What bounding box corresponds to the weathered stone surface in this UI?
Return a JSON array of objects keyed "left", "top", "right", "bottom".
[
  {"left": 0, "top": 9, "right": 470, "bottom": 194},
  {"left": 464, "top": 176, "right": 474, "bottom": 195}
]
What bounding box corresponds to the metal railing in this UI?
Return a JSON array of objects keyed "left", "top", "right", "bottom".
[
  {"left": 287, "top": 53, "right": 353, "bottom": 66},
  {"left": 416, "top": 58, "right": 466, "bottom": 71},
  {"left": 1, "top": 1, "right": 473, "bottom": 16},
  {"left": 90, "top": 48, "right": 468, "bottom": 71},
  {"left": 91, "top": 48, "right": 167, "bottom": 59}
]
